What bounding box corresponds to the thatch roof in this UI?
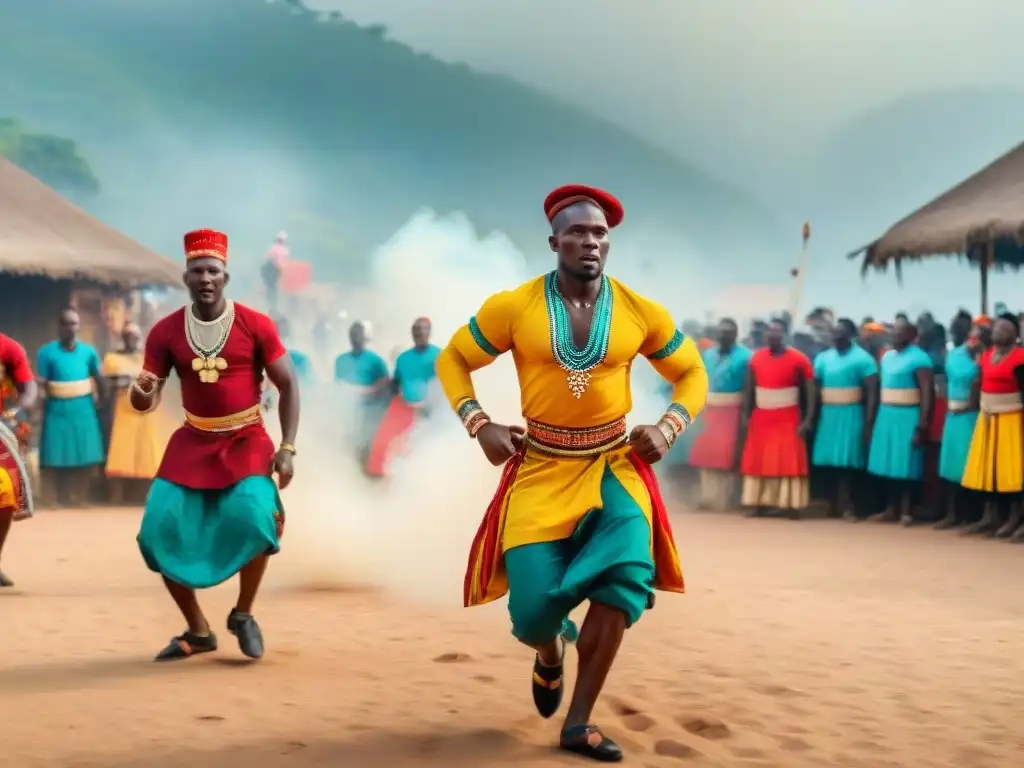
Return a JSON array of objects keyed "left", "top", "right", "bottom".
[
  {"left": 851, "top": 141, "right": 1024, "bottom": 275},
  {"left": 0, "top": 157, "right": 180, "bottom": 286}
]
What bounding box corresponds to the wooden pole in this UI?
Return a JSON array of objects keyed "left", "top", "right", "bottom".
[
  {"left": 980, "top": 239, "right": 992, "bottom": 315},
  {"left": 788, "top": 222, "right": 812, "bottom": 324}
]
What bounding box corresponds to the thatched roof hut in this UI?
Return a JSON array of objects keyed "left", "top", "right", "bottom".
[
  {"left": 0, "top": 157, "right": 181, "bottom": 356},
  {"left": 850, "top": 141, "right": 1024, "bottom": 311},
  {"left": 0, "top": 156, "right": 180, "bottom": 285}
]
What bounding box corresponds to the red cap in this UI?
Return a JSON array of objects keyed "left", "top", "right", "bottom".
[
  {"left": 544, "top": 184, "right": 624, "bottom": 228},
  {"left": 184, "top": 229, "right": 228, "bottom": 263}
]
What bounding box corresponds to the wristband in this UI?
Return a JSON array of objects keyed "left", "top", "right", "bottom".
[
  {"left": 457, "top": 398, "right": 490, "bottom": 438},
  {"left": 656, "top": 420, "right": 677, "bottom": 448}
]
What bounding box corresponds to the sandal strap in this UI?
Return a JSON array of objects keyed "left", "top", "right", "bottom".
[{"left": 562, "top": 724, "right": 600, "bottom": 739}]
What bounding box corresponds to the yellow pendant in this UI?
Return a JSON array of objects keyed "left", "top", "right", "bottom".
[
  {"left": 565, "top": 369, "right": 591, "bottom": 399},
  {"left": 193, "top": 356, "right": 227, "bottom": 382}
]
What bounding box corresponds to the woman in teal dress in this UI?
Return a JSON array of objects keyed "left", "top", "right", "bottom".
[
  {"left": 866, "top": 318, "right": 933, "bottom": 525},
  {"left": 37, "top": 309, "right": 106, "bottom": 506},
  {"left": 811, "top": 319, "right": 878, "bottom": 519},
  {"left": 935, "top": 314, "right": 984, "bottom": 529}
]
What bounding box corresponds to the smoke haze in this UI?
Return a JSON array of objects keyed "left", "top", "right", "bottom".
[{"left": 268, "top": 210, "right": 674, "bottom": 605}]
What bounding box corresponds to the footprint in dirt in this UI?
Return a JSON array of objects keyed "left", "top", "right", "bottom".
[
  {"left": 606, "top": 696, "right": 657, "bottom": 732},
  {"left": 677, "top": 715, "right": 732, "bottom": 741},
  {"left": 433, "top": 652, "right": 473, "bottom": 664},
  {"left": 654, "top": 739, "right": 703, "bottom": 760}
]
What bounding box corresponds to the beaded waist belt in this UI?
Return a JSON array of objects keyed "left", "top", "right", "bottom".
[
  {"left": 47, "top": 379, "right": 93, "bottom": 399},
  {"left": 525, "top": 417, "right": 627, "bottom": 458},
  {"left": 185, "top": 404, "right": 263, "bottom": 433}
]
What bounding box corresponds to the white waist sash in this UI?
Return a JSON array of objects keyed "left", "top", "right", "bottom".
[
  {"left": 947, "top": 399, "right": 971, "bottom": 412},
  {"left": 980, "top": 392, "right": 1023, "bottom": 414},
  {"left": 821, "top": 386, "right": 862, "bottom": 405},
  {"left": 47, "top": 379, "right": 92, "bottom": 399},
  {"left": 881, "top": 388, "right": 920, "bottom": 406},
  {"left": 755, "top": 386, "right": 798, "bottom": 409}
]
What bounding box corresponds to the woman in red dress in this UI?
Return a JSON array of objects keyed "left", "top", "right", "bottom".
[{"left": 739, "top": 320, "right": 815, "bottom": 518}]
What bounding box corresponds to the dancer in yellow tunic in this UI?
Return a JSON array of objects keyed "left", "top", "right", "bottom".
[
  {"left": 436, "top": 184, "right": 708, "bottom": 762},
  {"left": 102, "top": 322, "right": 176, "bottom": 503}
]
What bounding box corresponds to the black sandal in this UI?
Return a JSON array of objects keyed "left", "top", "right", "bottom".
[
  {"left": 531, "top": 640, "right": 565, "bottom": 718},
  {"left": 154, "top": 631, "right": 218, "bottom": 661},
  {"left": 559, "top": 724, "right": 623, "bottom": 762},
  {"left": 227, "top": 609, "right": 264, "bottom": 659}
]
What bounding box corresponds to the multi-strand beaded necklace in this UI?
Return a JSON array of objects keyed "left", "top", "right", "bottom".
[
  {"left": 185, "top": 299, "right": 235, "bottom": 383},
  {"left": 543, "top": 270, "right": 613, "bottom": 398}
]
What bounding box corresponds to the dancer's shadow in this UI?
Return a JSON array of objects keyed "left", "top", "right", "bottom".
[
  {"left": 0, "top": 653, "right": 232, "bottom": 693},
  {"left": 93, "top": 727, "right": 553, "bottom": 767}
]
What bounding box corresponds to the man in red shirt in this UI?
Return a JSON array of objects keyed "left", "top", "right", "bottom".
[
  {"left": 0, "top": 332, "right": 39, "bottom": 587},
  {"left": 130, "top": 229, "right": 300, "bottom": 661}
]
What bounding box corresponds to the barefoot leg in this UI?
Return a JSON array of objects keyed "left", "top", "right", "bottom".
[
  {"left": 162, "top": 576, "right": 210, "bottom": 635},
  {"left": 564, "top": 601, "right": 626, "bottom": 729},
  {"left": 0, "top": 510, "right": 13, "bottom": 586}
]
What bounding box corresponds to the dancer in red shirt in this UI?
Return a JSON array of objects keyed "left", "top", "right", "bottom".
[
  {"left": 131, "top": 229, "right": 300, "bottom": 661},
  {"left": 0, "top": 332, "right": 38, "bottom": 587}
]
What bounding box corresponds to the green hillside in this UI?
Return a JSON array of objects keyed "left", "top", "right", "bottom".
[{"left": 0, "top": 0, "right": 783, "bottom": 283}]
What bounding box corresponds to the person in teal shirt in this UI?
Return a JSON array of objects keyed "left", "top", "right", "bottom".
[
  {"left": 262, "top": 317, "right": 313, "bottom": 412},
  {"left": 334, "top": 321, "right": 390, "bottom": 464},
  {"left": 866, "top": 318, "right": 934, "bottom": 525},
  {"left": 366, "top": 317, "right": 440, "bottom": 476},
  {"left": 37, "top": 307, "right": 107, "bottom": 507},
  {"left": 810, "top": 318, "right": 879, "bottom": 520},
  {"left": 392, "top": 317, "right": 441, "bottom": 408},
  {"left": 277, "top": 316, "right": 313, "bottom": 385},
  {"left": 935, "top": 311, "right": 981, "bottom": 529}
]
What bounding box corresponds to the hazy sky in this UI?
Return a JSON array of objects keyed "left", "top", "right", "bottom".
[
  {"left": 314, "top": 0, "right": 1023, "bottom": 184},
  {"left": 301, "top": 0, "right": 1024, "bottom": 317}
]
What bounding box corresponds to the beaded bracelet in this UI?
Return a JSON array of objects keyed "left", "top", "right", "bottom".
[
  {"left": 657, "top": 404, "right": 691, "bottom": 447},
  {"left": 457, "top": 398, "right": 491, "bottom": 438}
]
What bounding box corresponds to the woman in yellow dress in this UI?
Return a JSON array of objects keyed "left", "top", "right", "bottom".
[{"left": 102, "top": 323, "right": 175, "bottom": 504}]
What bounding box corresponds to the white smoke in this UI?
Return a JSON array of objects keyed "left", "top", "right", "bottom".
[{"left": 269, "top": 209, "right": 668, "bottom": 606}]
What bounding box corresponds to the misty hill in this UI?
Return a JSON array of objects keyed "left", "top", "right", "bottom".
[
  {"left": 0, "top": 0, "right": 783, "bottom": 285},
  {"left": 804, "top": 87, "right": 1024, "bottom": 263}
]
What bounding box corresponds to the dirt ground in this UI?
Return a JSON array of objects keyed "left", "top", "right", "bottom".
[{"left": 3, "top": 508, "right": 1023, "bottom": 768}]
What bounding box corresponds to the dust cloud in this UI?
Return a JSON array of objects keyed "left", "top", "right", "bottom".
[{"left": 269, "top": 209, "right": 672, "bottom": 606}]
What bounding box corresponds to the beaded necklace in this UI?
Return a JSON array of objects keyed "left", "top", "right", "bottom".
[
  {"left": 185, "top": 300, "right": 235, "bottom": 383},
  {"left": 544, "top": 270, "right": 613, "bottom": 398}
]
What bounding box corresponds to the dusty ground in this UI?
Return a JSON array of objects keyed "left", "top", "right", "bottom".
[{"left": 3, "top": 508, "right": 1023, "bottom": 768}]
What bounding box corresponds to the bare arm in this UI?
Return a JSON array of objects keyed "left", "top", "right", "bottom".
[
  {"left": 266, "top": 356, "right": 299, "bottom": 447},
  {"left": 915, "top": 367, "right": 934, "bottom": 433},
  {"left": 741, "top": 366, "right": 755, "bottom": 424},
  {"left": 967, "top": 376, "right": 981, "bottom": 412},
  {"left": 863, "top": 372, "right": 879, "bottom": 431},
  {"left": 803, "top": 373, "right": 819, "bottom": 428},
  {"left": 15, "top": 378, "right": 38, "bottom": 412}
]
